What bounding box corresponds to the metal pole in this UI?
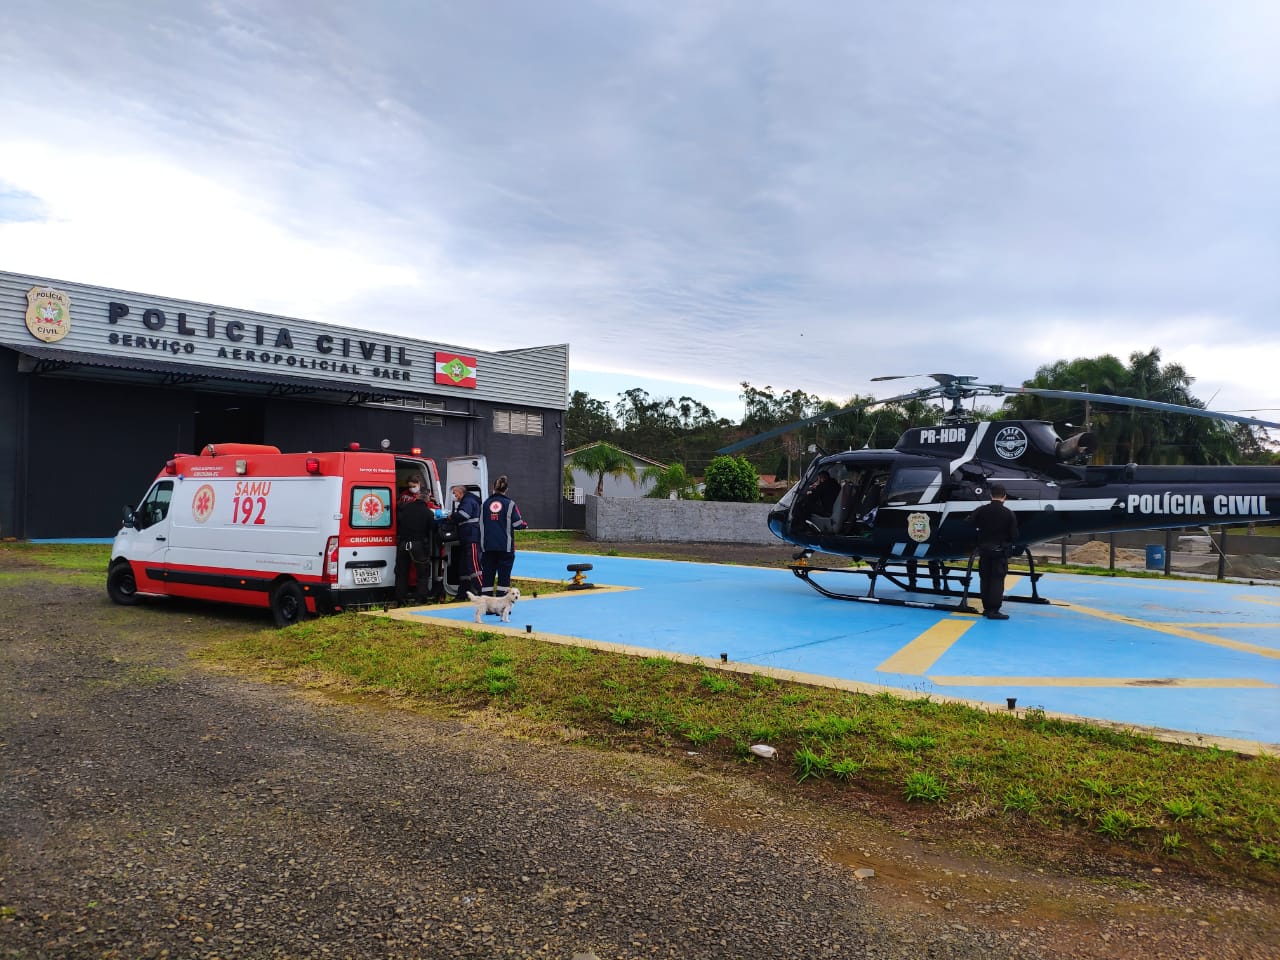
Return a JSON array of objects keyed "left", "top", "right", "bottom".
[
  {"left": 1164, "top": 528, "right": 1172, "bottom": 576},
  {"left": 1217, "top": 526, "right": 1228, "bottom": 580},
  {"left": 1108, "top": 533, "right": 1115, "bottom": 571}
]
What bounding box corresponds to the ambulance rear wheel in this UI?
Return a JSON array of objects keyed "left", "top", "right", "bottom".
[
  {"left": 270, "top": 580, "right": 309, "bottom": 628},
  {"left": 107, "top": 561, "right": 140, "bottom": 606}
]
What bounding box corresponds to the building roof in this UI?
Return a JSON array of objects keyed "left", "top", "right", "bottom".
[{"left": 563, "top": 442, "right": 667, "bottom": 469}]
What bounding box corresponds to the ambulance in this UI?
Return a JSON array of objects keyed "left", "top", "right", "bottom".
[{"left": 106, "top": 442, "right": 483, "bottom": 626}]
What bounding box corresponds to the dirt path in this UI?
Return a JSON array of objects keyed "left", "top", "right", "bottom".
[{"left": 1, "top": 554, "right": 1277, "bottom": 959}]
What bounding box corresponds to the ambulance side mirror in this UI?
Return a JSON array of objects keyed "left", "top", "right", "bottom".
[{"left": 121, "top": 506, "right": 137, "bottom": 529}]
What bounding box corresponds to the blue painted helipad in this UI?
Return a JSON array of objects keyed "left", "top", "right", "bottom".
[{"left": 405, "top": 552, "right": 1280, "bottom": 753}]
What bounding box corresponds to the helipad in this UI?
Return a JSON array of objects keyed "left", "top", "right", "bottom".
[{"left": 395, "top": 552, "right": 1280, "bottom": 754}]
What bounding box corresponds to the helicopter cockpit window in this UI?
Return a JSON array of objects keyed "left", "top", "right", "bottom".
[{"left": 885, "top": 466, "right": 943, "bottom": 506}]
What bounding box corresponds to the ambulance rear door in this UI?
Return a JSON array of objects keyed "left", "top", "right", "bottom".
[
  {"left": 444, "top": 455, "right": 489, "bottom": 509},
  {"left": 337, "top": 467, "right": 398, "bottom": 594}
]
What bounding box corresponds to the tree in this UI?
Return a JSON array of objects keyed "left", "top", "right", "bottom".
[
  {"left": 730, "top": 383, "right": 820, "bottom": 479},
  {"left": 703, "top": 456, "right": 759, "bottom": 503},
  {"left": 641, "top": 462, "right": 698, "bottom": 500},
  {"left": 567, "top": 443, "right": 638, "bottom": 497},
  {"left": 566, "top": 390, "right": 616, "bottom": 449},
  {"left": 998, "top": 350, "right": 1241, "bottom": 465}
]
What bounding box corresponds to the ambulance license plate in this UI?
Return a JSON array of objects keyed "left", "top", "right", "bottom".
[{"left": 352, "top": 568, "right": 382, "bottom": 586}]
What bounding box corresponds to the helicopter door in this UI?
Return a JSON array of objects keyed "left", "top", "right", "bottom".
[
  {"left": 884, "top": 465, "right": 945, "bottom": 507},
  {"left": 835, "top": 464, "right": 894, "bottom": 531}
]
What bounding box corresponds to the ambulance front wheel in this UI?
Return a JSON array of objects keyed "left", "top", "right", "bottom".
[
  {"left": 106, "top": 560, "right": 140, "bottom": 606},
  {"left": 270, "top": 579, "right": 309, "bottom": 628}
]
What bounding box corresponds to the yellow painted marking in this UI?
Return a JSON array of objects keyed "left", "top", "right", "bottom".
[
  {"left": 1161, "top": 623, "right": 1280, "bottom": 630},
  {"left": 876, "top": 618, "right": 975, "bottom": 675},
  {"left": 367, "top": 599, "right": 1279, "bottom": 757},
  {"left": 1243, "top": 595, "right": 1280, "bottom": 608},
  {"left": 1004, "top": 574, "right": 1022, "bottom": 593},
  {"left": 930, "top": 676, "right": 1275, "bottom": 689},
  {"left": 1062, "top": 602, "right": 1280, "bottom": 659}
]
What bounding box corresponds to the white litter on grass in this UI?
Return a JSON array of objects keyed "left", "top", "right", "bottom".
[{"left": 749, "top": 744, "right": 778, "bottom": 759}]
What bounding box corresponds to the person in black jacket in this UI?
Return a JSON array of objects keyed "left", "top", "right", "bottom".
[
  {"left": 480, "top": 475, "right": 528, "bottom": 596},
  {"left": 971, "top": 482, "right": 1018, "bottom": 620},
  {"left": 795, "top": 469, "right": 839, "bottom": 530},
  {"left": 450, "top": 483, "right": 484, "bottom": 600},
  {"left": 395, "top": 492, "right": 435, "bottom": 605}
]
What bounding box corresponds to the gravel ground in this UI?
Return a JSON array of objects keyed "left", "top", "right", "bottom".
[{"left": 2, "top": 549, "right": 1278, "bottom": 959}]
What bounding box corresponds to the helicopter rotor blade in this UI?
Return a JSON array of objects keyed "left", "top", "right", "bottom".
[
  {"left": 716, "top": 402, "right": 868, "bottom": 455},
  {"left": 1014, "top": 387, "right": 1280, "bottom": 430},
  {"left": 716, "top": 389, "right": 938, "bottom": 455}
]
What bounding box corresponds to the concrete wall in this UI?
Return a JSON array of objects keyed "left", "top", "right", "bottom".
[
  {"left": 582, "top": 496, "right": 1280, "bottom": 554},
  {"left": 586, "top": 495, "right": 776, "bottom": 544}
]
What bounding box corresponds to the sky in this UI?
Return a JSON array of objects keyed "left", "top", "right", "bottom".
[{"left": 2, "top": 1, "right": 1279, "bottom": 428}]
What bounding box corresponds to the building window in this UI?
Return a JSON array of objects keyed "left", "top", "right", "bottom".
[{"left": 493, "top": 410, "right": 543, "bottom": 436}]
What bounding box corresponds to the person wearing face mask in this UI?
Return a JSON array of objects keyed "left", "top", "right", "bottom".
[
  {"left": 399, "top": 477, "right": 423, "bottom": 505},
  {"left": 395, "top": 478, "right": 435, "bottom": 604}
]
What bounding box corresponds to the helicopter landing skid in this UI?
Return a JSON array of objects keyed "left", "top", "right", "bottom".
[{"left": 788, "top": 553, "right": 1050, "bottom": 614}]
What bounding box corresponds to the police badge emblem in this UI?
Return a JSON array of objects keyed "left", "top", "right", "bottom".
[
  {"left": 25, "top": 286, "right": 72, "bottom": 343},
  {"left": 907, "top": 512, "right": 931, "bottom": 543}
]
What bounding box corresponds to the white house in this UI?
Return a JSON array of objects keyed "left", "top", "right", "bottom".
[{"left": 563, "top": 443, "right": 666, "bottom": 500}]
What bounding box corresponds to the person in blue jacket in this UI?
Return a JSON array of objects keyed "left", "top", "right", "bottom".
[
  {"left": 480, "top": 475, "right": 528, "bottom": 596},
  {"left": 450, "top": 483, "right": 484, "bottom": 600}
]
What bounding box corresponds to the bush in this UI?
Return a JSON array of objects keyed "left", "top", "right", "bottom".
[{"left": 703, "top": 456, "right": 759, "bottom": 502}]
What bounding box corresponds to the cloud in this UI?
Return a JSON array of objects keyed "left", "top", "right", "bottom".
[{"left": 1, "top": 0, "right": 1278, "bottom": 423}]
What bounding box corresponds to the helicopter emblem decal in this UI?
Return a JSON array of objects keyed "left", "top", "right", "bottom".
[
  {"left": 993, "top": 425, "right": 1028, "bottom": 460},
  {"left": 907, "top": 513, "right": 931, "bottom": 543}
]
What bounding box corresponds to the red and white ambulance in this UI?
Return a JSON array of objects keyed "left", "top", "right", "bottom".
[{"left": 107, "top": 442, "right": 459, "bottom": 625}]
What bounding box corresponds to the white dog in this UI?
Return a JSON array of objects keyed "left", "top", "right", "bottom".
[{"left": 466, "top": 588, "right": 520, "bottom": 623}]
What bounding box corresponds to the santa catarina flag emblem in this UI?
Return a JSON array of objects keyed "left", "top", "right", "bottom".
[{"left": 435, "top": 352, "right": 478, "bottom": 388}]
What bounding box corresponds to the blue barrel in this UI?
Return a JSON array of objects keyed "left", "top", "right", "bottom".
[{"left": 1145, "top": 544, "right": 1165, "bottom": 570}]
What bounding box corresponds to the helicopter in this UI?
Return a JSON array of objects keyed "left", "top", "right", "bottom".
[{"left": 718, "top": 374, "right": 1280, "bottom": 612}]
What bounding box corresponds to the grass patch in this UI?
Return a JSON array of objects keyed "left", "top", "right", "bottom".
[
  {"left": 190, "top": 605, "right": 1280, "bottom": 884},
  {"left": 8, "top": 540, "right": 1280, "bottom": 886},
  {"left": 0, "top": 541, "right": 109, "bottom": 588}
]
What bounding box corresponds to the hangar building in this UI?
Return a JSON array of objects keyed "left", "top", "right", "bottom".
[{"left": 0, "top": 270, "right": 569, "bottom": 539}]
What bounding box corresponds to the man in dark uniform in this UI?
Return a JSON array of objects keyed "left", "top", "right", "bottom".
[
  {"left": 971, "top": 482, "right": 1018, "bottom": 620},
  {"left": 795, "top": 469, "right": 839, "bottom": 530},
  {"left": 450, "top": 483, "right": 484, "bottom": 600},
  {"left": 395, "top": 490, "right": 435, "bottom": 605}
]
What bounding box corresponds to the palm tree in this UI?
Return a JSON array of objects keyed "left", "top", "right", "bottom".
[
  {"left": 641, "top": 462, "right": 696, "bottom": 499},
  {"left": 568, "top": 443, "right": 639, "bottom": 497}
]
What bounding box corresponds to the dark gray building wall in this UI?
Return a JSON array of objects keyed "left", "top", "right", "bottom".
[
  {"left": 0, "top": 347, "right": 23, "bottom": 538},
  {"left": 472, "top": 407, "right": 565, "bottom": 530},
  {"left": 25, "top": 377, "right": 195, "bottom": 538},
  {"left": 6, "top": 367, "right": 565, "bottom": 538},
  {"left": 1, "top": 272, "right": 569, "bottom": 539}
]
